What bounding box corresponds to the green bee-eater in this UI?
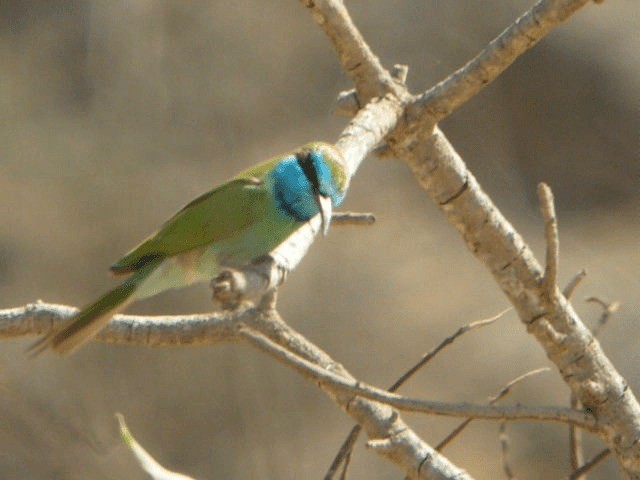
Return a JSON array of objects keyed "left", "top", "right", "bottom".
[{"left": 30, "top": 142, "right": 349, "bottom": 355}]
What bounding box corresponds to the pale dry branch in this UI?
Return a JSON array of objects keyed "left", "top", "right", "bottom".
[
  {"left": 410, "top": 0, "right": 593, "bottom": 122},
  {"left": 298, "top": 1, "right": 406, "bottom": 104},
  {"left": 397, "top": 124, "right": 640, "bottom": 477},
  {"left": 538, "top": 183, "right": 560, "bottom": 297}
]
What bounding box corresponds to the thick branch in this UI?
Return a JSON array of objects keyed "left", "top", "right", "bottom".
[{"left": 396, "top": 128, "right": 640, "bottom": 477}]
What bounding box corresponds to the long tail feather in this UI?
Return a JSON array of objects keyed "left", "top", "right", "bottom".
[{"left": 28, "top": 260, "right": 162, "bottom": 356}]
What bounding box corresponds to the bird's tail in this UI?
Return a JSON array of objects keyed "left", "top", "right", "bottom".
[{"left": 28, "top": 259, "right": 162, "bottom": 356}]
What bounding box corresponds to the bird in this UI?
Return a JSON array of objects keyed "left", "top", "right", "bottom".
[{"left": 29, "top": 142, "right": 349, "bottom": 355}]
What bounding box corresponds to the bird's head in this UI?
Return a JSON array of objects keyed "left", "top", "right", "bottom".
[{"left": 295, "top": 142, "right": 349, "bottom": 235}]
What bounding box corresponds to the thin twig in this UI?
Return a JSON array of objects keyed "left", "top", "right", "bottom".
[
  {"left": 585, "top": 297, "right": 620, "bottom": 338},
  {"left": 565, "top": 275, "right": 586, "bottom": 474},
  {"left": 389, "top": 308, "right": 511, "bottom": 393},
  {"left": 567, "top": 449, "right": 611, "bottom": 480},
  {"left": 569, "top": 392, "right": 584, "bottom": 477},
  {"left": 538, "top": 183, "right": 559, "bottom": 296},
  {"left": 569, "top": 295, "right": 618, "bottom": 477},
  {"left": 324, "top": 426, "right": 361, "bottom": 480},
  {"left": 437, "top": 368, "right": 550, "bottom": 451},
  {"left": 563, "top": 269, "right": 587, "bottom": 300},
  {"left": 499, "top": 422, "right": 517, "bottom": 480},
  {"left": 325, "top": 308, "right": 509, "bottom": 479},
  {"left": 331, "top": 212, "right": 376, "bottom": 226}
]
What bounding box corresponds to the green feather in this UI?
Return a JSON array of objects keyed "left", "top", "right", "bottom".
[
  {"left": 111, "top": 158, "right": 284, "bottom": 275},
  {"left": 29, "top": 258, "right": 163, "bottom": 355}
]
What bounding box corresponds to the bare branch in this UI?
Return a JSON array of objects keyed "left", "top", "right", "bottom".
[
  {"left": 568, "top": 449, "right": 611, "bottom": 480},
  {"left": 538, "top": 183, "right": 560, "bottom": 298},
  {"left": 396, "top": 125, "right": 640, "bottom": 475},
  {"left": 585, "top": 297, "right": 620, "bottom": 337},
  {"left": 563, "top": 269, "right": 587, "bottom": 300},
  {"left": 331, "top": 211, "right": 376, "bottom": 226},
  {"left": 569, "top": 391, "right": 585, "bottom": 478},
  {"left": 0, "top": 302, "right": 239, "bottom": 346},
  {"left": 298, "top": 0, "right": 405, "bottom": 103},
  {"left": 410, "top": 0, "right": 593, "bottom": 122}
]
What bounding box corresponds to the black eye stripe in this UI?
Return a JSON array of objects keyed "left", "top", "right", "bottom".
[{"left": 295, "top": 151, "right": 320, "bottom": 194}]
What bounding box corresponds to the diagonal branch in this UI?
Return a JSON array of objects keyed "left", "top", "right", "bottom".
[
  {"left": 410, "top": 0, "right": 593, "bottom": 122},
  {"left": 397, "top": 126, "right": 640, "bottom": 477},
  {"left": 298, "top": 0, "right": 405, "bottom": 103}
]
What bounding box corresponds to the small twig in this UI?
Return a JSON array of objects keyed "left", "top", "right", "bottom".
[
  {"left": 437, "top": 368, "right": 550, "bottom": 451},
  {"left": 390, "top": 308, "right": 511, "bottom": 393},
  {"left": 499, "top": 422, "right": 517, "bottom": 480},
  {"left": 562, "top": 269, "right": 587, "bottom": 300},
  {"left": 567, "top": 449, "right": 611, "bottom": 480},
  {"left": 564, "top": 272, "right": 587, "bottom": 474},
  {"left": 568, "top": 295, "right": 618, "bottom": 477},
  {"left": 585, "top": 297, "right": 620, "bottom": 338},
  {"left": 339, "top": 433, "right": 357, "bottom": 480},
  {"left": 325, "top": 308, "right": 509, "bottom": 479},
  {"left": 331, "top": 212, "right": 376, "bottom": 226},
  {"left": 537, "top": 183, "right": 559, "bottom": 297},
  {"left": 324, "top": 425, "right": 360, "bottom": 480},
  {"left": 569, "top": 392, "right": 584, "bottom": 477},
  {"left": 390, "top": 64, "right": 409, "bottom": 84}
]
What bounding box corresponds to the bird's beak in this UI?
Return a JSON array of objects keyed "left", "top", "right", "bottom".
[{"left": 316, "top": 193, "right": 332, "bottom": 236}]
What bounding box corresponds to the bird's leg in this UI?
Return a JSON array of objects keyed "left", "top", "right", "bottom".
[{"left": 211, "top": 256, "right": 287, "bottom": 310}]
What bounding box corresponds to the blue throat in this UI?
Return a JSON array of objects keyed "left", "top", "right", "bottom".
[{"left": 271, "top": 150, "right": 344, "bottom": 222}]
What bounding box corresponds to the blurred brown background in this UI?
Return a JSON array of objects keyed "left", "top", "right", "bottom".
[{"left": 1, "top": 1, "right": 638, "bottom": 479}]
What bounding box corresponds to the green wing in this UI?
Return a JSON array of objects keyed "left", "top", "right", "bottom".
[{"left": 111, "top": 157, "right": 284, "bottom": 275}]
